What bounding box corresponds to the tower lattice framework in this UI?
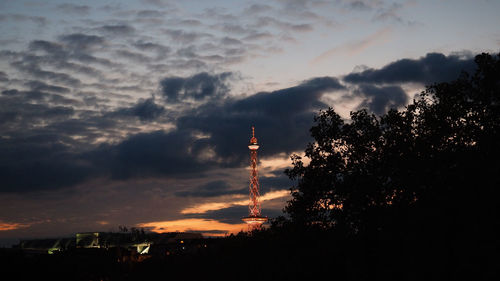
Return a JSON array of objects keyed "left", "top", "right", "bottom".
[{"left": 242, "top": 126, "right": 267, "bottom": 228}]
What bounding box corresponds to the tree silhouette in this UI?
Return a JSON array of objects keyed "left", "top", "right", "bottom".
[
  {"left": 285, "top": 53, "right": 500, "bottom": 235},
  {"left": 280, "top": 53, "right": 500, "bottom": 278}
]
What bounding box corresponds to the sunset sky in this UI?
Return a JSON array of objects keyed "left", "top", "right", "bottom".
[{"left": 1, "top": 0, "right": 499, "bottom": 246}]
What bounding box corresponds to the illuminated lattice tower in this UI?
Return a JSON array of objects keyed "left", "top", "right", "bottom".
[{"left": 242, "top": 126, "right": 268, "bottom": 229}]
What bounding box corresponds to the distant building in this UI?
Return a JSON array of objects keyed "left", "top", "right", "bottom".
[
  {"left": 17, "top": 232, "right": 203, "bottom": 256},
  {"left": 18, "top": 237, "right": 75, "bottom": 254}
]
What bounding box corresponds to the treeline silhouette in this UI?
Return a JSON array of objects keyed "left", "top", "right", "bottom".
[
  {"left": 2, "top": 53, "right": 499, "bottom": 280},
  {"left": 272, "top": 52, "right": 500, "bottom": 280}
]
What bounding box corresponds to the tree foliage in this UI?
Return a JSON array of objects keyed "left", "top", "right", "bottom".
[{"left": 285, "top": 53, "right": 500, "bottom": 236}]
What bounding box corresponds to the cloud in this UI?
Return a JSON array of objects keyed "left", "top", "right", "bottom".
[
  {"left": 0, "top": 117, "right": 208, "bottom": 193},
  {"left": 29, "top": 40, "right": 64, "bottom": 55},
  {"left": 372, "top": 1, "right": 417, "bottom": 25},
  {"left": 132, "top": 41, "right": 171, "bottom": 58},
  {"left": 244, "top": 4, "right": 274, "bottom": 15},
  {"left": 57, "top": 4, "right": 90, "bottom": 15},
  {"left": 59, "top": 33, "right": 105, "bottom": 50},
  {"left": 25, "top": 80, "right": 71, "bottom": 94},
  {"left": 98, "top": 130, "right": 217, "bottom": 180},
  {"left": 177, "top": 76, "right": 345, "bottom": 160},
  {"left": 22, "top": 41, "right": 105, "bottom": 77},
  {"left": 163, "top": 29, "right": 212, "bottom": 44},
  {"left": 0, "top": 68, "right": 400, "bottom": 194},
  {"left": 137, "top": 218, "right": 246, "bottom": 236},
  {"left": 221, "top": 37, "right": 242, "bottom": 45},
  {"left": 0, "top": 138, "right": 92, "bottom": 192},
  {"left": 242, "top": 32, "right": 274, "bottom": 41},
  {"left": 178, "top": 19, "right": 202, "bottom": 26},
  {"left": 0, "top": 71, "right": 8, "bottom": 82},
  {"left": 0, "top": 220, "right": 31, "bottom": 231},
  {"left": 136, "top": 10, "right": 164, "bottom": 18},
  {"left": 115, "top": 49, "right": 152, "bottom": 63},
  {"left": 353, "top": 84, "right": 408, "bottom": 115},
  {"left": 252, "top": 17, "right": 313, "bottom": 32},
  {"left": 344, "top": 52, "right": 476, "bottom": 85},
  {"left": 160, "top": 72, "right": 233, "bottom": 103},
  {"left": 180, "top": 190, "right": 289, "bottom": 214},
  {"left": 346, "top": 1, "right": 375, "bottom": 11},
  {"left": 175, "top": 180, "right": 246, "bottom": 198},
  {"left": 98, "top": 25, "right": 135, "bottom": 36},
  {"left": 1, "top": 71, "right": 339, "bottom": 192},
  {"left": 10, "top": 60, "right": 81, "bottom": 87},
  {"left": 113, "top": 98, "right": 165, "bottom": 121}
]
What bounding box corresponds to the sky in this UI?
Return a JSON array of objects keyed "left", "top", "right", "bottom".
[{"left": 0, "top": 0, "right": 499, "bottom": 246}]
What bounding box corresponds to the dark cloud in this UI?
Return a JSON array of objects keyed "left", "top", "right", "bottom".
[
  {"left": 27, "top": 37, "right": 111, "bottom": 67},
  {"left": 0, "top": 91, "right": 86, "bottom": 193},
  {"left": 21, "top": 42, "right": 103, "bottom": 77},
  {"left": 347, "top": 1, "right": 373, "bottom": 11},
  {"left": 216, "top": 23, "right": 248, "bottom": 34},
  {"left": 0, "top": 71, "right": 8, "bottom": 82},
  {"left": 178, "top": 19, "right": 202, "bottom": 26},
  {"left": 25, "top": 81, "right": 71, "bottom": 94},
  {"left": 98, "top": 25, "right": 135, "bottom": 36},
  {"left": 224, "top": 48, "right": 246, "bottom": 56},
  {"left": 1, "top": 88, "right": 79, "bottom": 107},
  {"left": 0, "top": 138, "right": 93, "bottom": 192},
  {"left": 70, "top": 53, "right": 114, "bottom": 67},
  {"left": 339, "top": 53, "right": 476, "bottom": 115},
  {"left": 344, "top": 52, "right": 476, "bottom": 85},
  {"left": 353, "top": 84, "right": 408, "bottom": 115},
  {"left": 29, "top": 40, "right": 64, "bottom": 55},
  {"left": 59, "top": 33, "right": 105, "bottom": 50},
  {"left": 244, "top": 4, "right": 274, "bottom": 15},
  {"left": 48, "top": 94, "right": 82, "bottom": 106},
  {"left": 185, "top": 205, "right": 248, "bottom": 224},
  {"left": 57, "top": 4, "right": 90, "bottom": 15},
  {"left": 160, "top": 72, "right": 233, "bottom": 102},
  {"left": 259, "top": 175, "right": 292, "bottom": 194},
  {"left": 29, "top": 36, "right": 109, "bottom": 69},
  {"left": 221, "top": 37, "right": 242, "bottom": 45},
  {"left": 0, "top": 73, "right": 344, "bottom": 193},
  {"left": 176, "top": 46, "right": 198, "bottom": 58},
  {"left": 115, "top": 49, "right": 151, "bottom": 63},
  {"left": 242, "top": 32, "right": 273, "bottom": 41},
  {"left": 291, "top": 23, "right": 313, "bottom": 32},
  {"left": 11, "top": 60, "right": 81, "bottom": 87},
  {"left": 163, "top": 29, "right": 212, "bottom": 44},
  {"left": 177, "top": 76, "right": 345, "bottom": 161},
  {"left": 136, "top": 10, "right": 164, "bottom": 18},
  {"left": 76, "top": 92, "right": 111, "bottom": 108},
  {"left": 252, "top": 17, "right": 313, "bottom": 32},
  {"left": 132, "top": 41, "right": 171, "bottom": 57},
  {"left": 175, "top": 180, "right": 246, "bottom": 197},
  {"left": 114, "top": 98, "right": 165, "bottom": 121},
  {"left": 100, "top": 130, "right": 215, "bottom": 180}
]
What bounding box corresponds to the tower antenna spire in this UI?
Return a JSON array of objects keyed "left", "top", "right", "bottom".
[{"left": 242, "top": 126, "right": 268, "bottom": 229}]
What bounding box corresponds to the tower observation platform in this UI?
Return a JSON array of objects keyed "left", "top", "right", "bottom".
[{"left": 242, "top": 126, "right": 268, "bottom": 228}]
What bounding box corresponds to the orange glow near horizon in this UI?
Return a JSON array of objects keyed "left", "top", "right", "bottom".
[
  {"left": 0, "top": 221, "right": 30, "bottom": 231},
  {"left": 180, "top": 189, "right": 290, "bottom": 214},
  {"left": 137, "top": 218, "right": 247, "bottom": 237}
]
